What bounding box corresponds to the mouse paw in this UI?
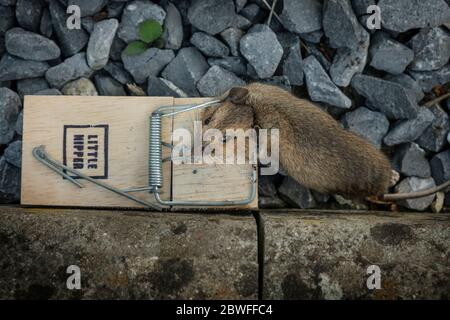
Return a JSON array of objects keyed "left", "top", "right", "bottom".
[{"left": 389, "top": 170, "right": 400, "bottom": 187}]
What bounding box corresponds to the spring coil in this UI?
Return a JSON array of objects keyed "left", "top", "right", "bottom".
[{"left": 149, "top": 113, "right": 163, "bottom": 191}]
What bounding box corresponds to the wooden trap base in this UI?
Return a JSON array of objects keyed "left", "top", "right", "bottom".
[{"left": 21, "top": 96, "right": 258, "bottom": 210}]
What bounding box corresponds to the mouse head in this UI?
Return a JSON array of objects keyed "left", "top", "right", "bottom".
[{"left": 201, "top": 88, "right": 254, "bottom": 133}]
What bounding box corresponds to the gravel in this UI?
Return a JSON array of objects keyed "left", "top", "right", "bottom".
[
  {"left": 191, "top": 32, "right": 230, "bottom": 58},
  {"left": 304, "top": 55, "right": 352, "bottom": 109},
  {"left": 392, "top": 143, "right": 431, "bottom": 178},
  {"left": 121, "top": 48, "right": 175, "bottom": 84},
  {"left": 0, "top": 87, "right": 21, "bottom": 145},
  {"left": 341, "top": 107, "right": 389, "bottom": 148},
  {"left": 45, "top": 52, "right": 94, "bottom": 88},
  {"left": 196, "top": 65, "right": 245, "bottom": 96},
  {"left": 117, "top": 0, "right": 166, "bottom": 43},
  {"left": 280, "top": 0, "right": 322, "bottom": 34},
  {"left": 395, "top": 177, "right": 436, "bottom": 211},
  {"left": 0, "top": 54, "right": 49, "bottom": 81},
  {"left": 86, "top": 19, "right": 119, "bottom": 70},
  {"left": 187, "top": 0, "right": 235, "bottom": 35},
  {"left": 5, "top": 27, "right": 61, "bottom": 61},
  {"left": 161, "top": 47, "right": 209, "bottom": 96},
  {"left": 240, "top": 24, "right": 283, "bottom": 79}
]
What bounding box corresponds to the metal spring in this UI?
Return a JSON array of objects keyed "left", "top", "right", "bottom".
[{"left": 149, "top": 113, "right": 163, "bottom": 192}]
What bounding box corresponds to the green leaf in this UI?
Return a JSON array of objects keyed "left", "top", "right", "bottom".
[
  {"left": 139, "top": 19, "right": 163, "bottom": 44},
  {"left": 124, "top": 41, "right": 147, "bottom": 55}
]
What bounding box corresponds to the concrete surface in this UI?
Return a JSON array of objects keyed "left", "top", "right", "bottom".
[
  {"left": 261, "top": 210, "right": 450, "bottom": 300},
  {"left": 0, "top": 206, "right": 449, "bottom": 299},
  {"left": 0, "top": 207, "right": 258, "bottom": 299}
]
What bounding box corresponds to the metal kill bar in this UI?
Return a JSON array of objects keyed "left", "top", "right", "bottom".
[{"left": 32, "top": 99, "right": 257, "bottom": 209}]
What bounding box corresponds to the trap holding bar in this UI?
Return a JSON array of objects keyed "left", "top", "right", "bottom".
[{"left": 32, "top": 100, "right": 257, "bottom": 209}]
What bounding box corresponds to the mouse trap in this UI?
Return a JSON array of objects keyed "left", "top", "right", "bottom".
[{"left": 21, "top": 96, "right": 258, "bottom": 211}]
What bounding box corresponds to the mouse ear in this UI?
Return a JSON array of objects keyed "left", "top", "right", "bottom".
[{"left": 228, "top": 87, "right": 249, "bottom": 104}]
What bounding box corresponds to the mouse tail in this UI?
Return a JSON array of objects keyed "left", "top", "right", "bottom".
[{"left": 382, "top": 179, "right": 450, "bottom": 201}]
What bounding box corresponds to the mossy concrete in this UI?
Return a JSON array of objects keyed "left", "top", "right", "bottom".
[
  {"left": 261, "top": 210, "right": 450, "bottom": 300},
  {"left": 1, "top": 207, "right": 449, "bottom": 299},
  {"left": 0, "top": 207, "right": 258, "bottom": 299}
]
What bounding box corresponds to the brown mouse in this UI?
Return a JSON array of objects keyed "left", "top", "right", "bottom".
[{"left": 201, "top": 83, "right": 450, "bottom": 201}]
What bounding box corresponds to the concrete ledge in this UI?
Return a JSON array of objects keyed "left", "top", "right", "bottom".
[
  {"left": 260, "top": 211, "right": 450, "bottom": 299},
  {"left": 0, "top": 207, "right": 258, "bottom": 299}
]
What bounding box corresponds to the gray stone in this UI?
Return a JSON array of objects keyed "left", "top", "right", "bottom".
[
  {"left": 323, "top": 0, "right": 368, "bottom": 50},
  {"left": 261, "top": 212, "right": 450, "bottom": 299},
  {"left": 109, "top": 36, "right": 126, "bottom": 61},
  {"left": 45, "top": 53, "right": 94, "bottom": 89},
  {"left": 304, "top": 56, "right": 352, "bottom": 109},
  {"left": 207, "top": 57, "right": 247, "bottom": 76},
  {"left": 104, "top": 61, "right": 133, "bottom": 85},
  {"left": 40, "top": 8, "right": 52, "bottom": 38},
  {"left": 81, "top": 17, "right": 95, "bottom": 34},
  {"left": 341, "top": 107, "right": 389, "bottom": 148},
  {"left": 416, "top": 105, "right": 450, "bottom": 153},
  {"left": 282, "top": 44, "right": 304, "bottom": 86},
  {"left": 408, "top": 27, "right": 450, "bottom": 72},
  {"left": 369, "top": 33, "right": 414, "bottom": 75},
  {"left": 15, "top": 110, "right": 23, "bottom": 135},
  {"left": 409, "top": 64, "right": 450, "bottom": 93},
  {"left": 0, "top": 54, "right": 49, "bottom": 81},
  {"left": 329, "top": 35, "right": 370, "bottom": 87},
  {"left": 0, "top": 158, "right": 20, "bottom": 203},
  {"left": 4, "top": 140, "right": 22, "bottom": 168},
  {"left": 49, "top": 0, "right": 89, "bottom": 57},
  {"left": 384, "top": 74, "right": 425, "bottom": 103},
  {"left": 118, "top": 0, "right": 166, "bottom": 43},
  {"left": 299, "top": 30, "right": 323, "bottom": 44},
  {"left": 351, "top": 74, "right": 419, "bottom": 120},
  {"left": 147, "top": 76, "right": 179, "bottom": 97},
  {"left": 61, "top": 77, "right": 98, "bottom": 96},
  {"left": 233, "top": 14, "right": 251, "bottom": 30},
  {"left": 191, "top": 32, "right": 229, "bottom": 58},
  {"left": 5, "top": 28, "right": 61, "bottom": 61},
  {"left": 161, "top": 47, "right": 209, "bottom": 96},
  {"left": 240, "top": 4, "right": 261, "bottom": 23},
  {"left": 0, "top": 208, "right": 258, "bottom": 299},
  {"left": 258, "top": 196, "right": 287, "bottom": 209},
  {"left": 16, "top": 0, "right": 43, "bottom": 32},
  {"left": 17, "top": 78, "right": 49, "bottom": 97},
  {"left": 384, "top": 108, "right": 435, "bottom": 146},
  {"left": 0, "top": 6, "right": 15, "bottom": 36},
  {"left": 220, "top": 28, "right": 244, "bottom": 57},
  {"left": 235, "top": 0, "right": 247, "bottom": 12},
  {"left": 378, "top": 0, "right": 450, "bottom": 33},
  {"left": 0, "top": 0, "right": 16, "bottom": 6},
  {"left": 280, "top": 0, "right": 322, "bottom": 34},
  {"left": 87, "top": 19, "right": 119, "bottom": 70},
  {"left": 259, "top": 175, "right": 279, "bottom": 198},
  {"left": 34, "top": 88, "right": 62, "bottom": 96},
  {"left": 430, "top": 150, "right": 450, "bottom": 186},
  {"left": 240, "top": 24, "right": 283, "bottom": 79},
  {"left": 0, "top": 36, "right": 4, "bottom": 57},
  {"left": 122, "top": 48, "right": 175, "bottom": 84},
  {"left": 187, "top": 0, "right": 235, "bottom": 35},
  {"left": 68, "top": 0, "right": 108, "bottom": 18},
  {"left": 0, "top": 88, "right": 21, "bottom": 145},
  {"left": 351, "top": 0, "right": 376, "bottom": 16},
  {"left": 308, "top": 44, "right": 332, "bottom": 71},
  {"left": 94, "top": 74, "right": 126, "bottom": 96},
  {"left": 107, "top": 1, "right": 125, "bottom": 19},
  {"left": 163, "top": 2, "right": 183, "bottom": 50},
  {"left": 197, "top": 66, "right": 245, "bottom": 97},
  {"left": 392, "top": 143, "right": 431, "bottom": 178},
  {"left": 278, "top": 176, "right": 317, "bottom": 209},
  {"left": 396, "top": 177, "right": 436, "bottom": 211}
]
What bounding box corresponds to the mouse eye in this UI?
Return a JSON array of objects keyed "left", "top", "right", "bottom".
[{"left": 204, "top": 117, "right": 212, "bottom": 125}]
